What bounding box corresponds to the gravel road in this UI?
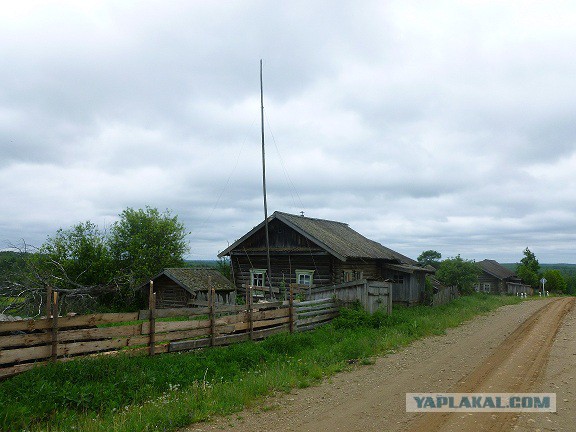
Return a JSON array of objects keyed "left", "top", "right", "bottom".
[{"left": 184, "top": 297, "right": 575, "bottom": 432}]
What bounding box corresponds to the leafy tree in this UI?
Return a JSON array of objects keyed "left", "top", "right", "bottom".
[
  {"left": 417, "top": 250, "right": 442, "bottom": 269},
  {"left": 542, "top": 269, "right": 567, "bottom": 293},
  {"left": 436, "top": 255, "right": 481, "bottom": 294},
  {"left": 109, "top": 207, "right": 189, "bottom": 288},
  {"left": 520, "top": 247, "right": 540, "bottom": 273},
  {"left": 215, "top": 256, "right": 232, "bottom": 281},
  {"left": 516, "top": 247, "right": 540, "bottom": 288},
  {"left": 516, "top": 264, "right": 539, "bottom": 288},
  {"left": 35, "top": 221, "right": 114, "bottom": 290}
]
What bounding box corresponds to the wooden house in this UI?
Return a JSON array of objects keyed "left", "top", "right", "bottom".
[
  {"left": 475, "top": 259, "right": 532, "bottom": 295},
  {"left": 144, "top": 268, "right": 236, "bottom": 308},
  {"left": 218, "top": 211, "right": 433, "bottom": 305}
]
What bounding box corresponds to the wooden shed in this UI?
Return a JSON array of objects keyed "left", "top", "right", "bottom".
[
  {"left": 218, "top": 211, "right": 433, "bottom": 305},
  {"left": 145, "top": 268, "right": 236, "bottom": 308}
]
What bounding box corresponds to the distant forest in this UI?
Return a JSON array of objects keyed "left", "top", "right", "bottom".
[{"left": 502, "top": 262, "right": 576, "bottom": 277}]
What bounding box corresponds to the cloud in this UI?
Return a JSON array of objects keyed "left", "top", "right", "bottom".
[{"left": 1, "top": 0, "right": 576, "bottom": 263}]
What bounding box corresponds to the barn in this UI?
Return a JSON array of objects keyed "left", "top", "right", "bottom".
[
  {"left": 218, "top": 211, "right": 433, "bottom": 305},
  {"left": 144, "top": 268, "right": 236, "bottom": 308}
]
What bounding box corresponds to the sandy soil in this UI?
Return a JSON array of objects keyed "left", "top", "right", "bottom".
[{"left": 183, "top": 297, "right": 575, "bottom": 432}]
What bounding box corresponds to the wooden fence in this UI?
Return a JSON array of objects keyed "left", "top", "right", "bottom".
[
  {"left": 307, "top": 279, "right": 392, "bottom": 315},
  {"left": 431, "top": 286, "right": 459, "bottom": 306},
  {"left": 0, "top": 286, "right": 338, "bottom": 379}
]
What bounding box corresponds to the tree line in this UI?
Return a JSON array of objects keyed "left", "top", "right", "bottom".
[{"left": 1, "top": 206, "right": 188, "bottom": 316}]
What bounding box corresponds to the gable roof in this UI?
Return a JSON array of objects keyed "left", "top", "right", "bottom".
[
  {"left": 147, "top": 268, "right": 235, "bottom": 293},
  {"left": 477, "top": 259, "right": 517, "bottom": 280},
  {"left": 218, "top": 211, "right": 418, "bottom": 265}
]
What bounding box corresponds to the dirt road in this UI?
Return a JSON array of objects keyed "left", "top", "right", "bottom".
[{"left": 186, "top": 297, "right": 575, "bottom": 432}]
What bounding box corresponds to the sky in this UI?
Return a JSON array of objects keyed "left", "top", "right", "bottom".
[{"left": 1, "top": 0, "right": 575, "bottom": 264}]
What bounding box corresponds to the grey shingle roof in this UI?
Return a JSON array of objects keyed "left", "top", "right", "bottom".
[
  {"left": 154, "top": 268, "right": 235, "bottom": 293},
  {"left": 477, "top": 259, "right": 517, "bottom": 280},
  {"left": 219, "top": 211, "right": 418, "bottom": 265}
]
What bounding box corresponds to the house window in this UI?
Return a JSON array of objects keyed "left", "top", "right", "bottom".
[
  {"left": 250, "top": 269, "right": 266, "bottom": 287},
  {"left": 343, "top": 270, "right": 363, "bottom": 282},
  {"left": 482, "top": 283, "right": 491, "bottom": 293},
  {"left": 474, "top": 283, "right": 480, "bottom": 292},
  {"left": 391, "top": 272, "right": 404, "bottom": 284},
  {"left": 295, "top": 270, "right": 314, "bottom": 286}
]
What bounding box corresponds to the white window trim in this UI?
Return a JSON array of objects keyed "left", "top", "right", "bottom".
[
  {"left": 295, "top": 269, "right": 315, "bottom": 286},
  {"left": 250, "top": 269, "right": 267, "bottom": 287},
  {"left": 482, "top": 282, "right": 491, "bottom": 293}
]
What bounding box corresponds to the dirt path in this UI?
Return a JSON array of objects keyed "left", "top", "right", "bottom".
[{"left": 185, "top": 297, "right": 575, "bottom": 432}]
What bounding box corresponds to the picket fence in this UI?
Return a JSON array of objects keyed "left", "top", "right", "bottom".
[{"left": 0, "top": 285, "right": 339, "bottom": 379}]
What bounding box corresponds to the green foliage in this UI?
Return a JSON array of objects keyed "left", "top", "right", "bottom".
[
  {"left": 436, "top": 255, "right": 481, "bottom": 294},
  {"left": 417, "top": 250, "right": 442, "bottom": 269},
  {"left": 520, "top": 247, "right": 540, "bottom": 273},
  {"left": 35, "top": 222, "right": 115, "bottom": 290},
  {"left": 0, "top": 293, "right": 522, "bottom": 431},
  {"left": 516, "top": 247, "right": 541, "bottom": 288},
  {"left": 4, "top": 207, "right": 189, "bottom": 314},
  {"left": 215, "top": 257, "right": 232, "bottom": 281},
  {"left": 516, "top": 264, "right": 539, "bottom": 288},
  {"left": 109, "top": 207, "right": 189, "bottom": 287},
  {"left": 542, "top": 269, "right": 567, "bottom": 293}
]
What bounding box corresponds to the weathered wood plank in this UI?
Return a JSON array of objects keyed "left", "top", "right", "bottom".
[
  {"left": 296, "top": 307, "right": 340, "bottom": 318},
  {"left": 297, "top": 312, "right": 339, "bottom": 327},
  {"left": 0, "top": 312, "right": 140, "bottom": 333},
  {"left": 294, "top": 297, "right": 334, "bottom": 307},
  {"left": 234, "top": 316, "right": 290, "bottom": 331},
  {"left": 139, "top": 307, "right": 210, "bottom": 320},
  {"left": 294, "top": 303, "right": 338, "bottom": 313},
  {"left": 0, "top": 332, "right": 51, "bottom": 349},
  {"left": 0, "top": 344, "right": 52, "bottom": 365}
]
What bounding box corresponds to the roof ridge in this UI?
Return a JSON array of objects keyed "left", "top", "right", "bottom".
[{"left": 274, "top": 211, "right": 349, "bottom": 226}]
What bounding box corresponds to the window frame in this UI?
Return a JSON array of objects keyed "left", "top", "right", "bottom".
[
  {"left": 295, "top": 269, "right": 315, "bottom": 287},
  {"left": 250, "top": 269, "right": 267, "bottom": 287}
]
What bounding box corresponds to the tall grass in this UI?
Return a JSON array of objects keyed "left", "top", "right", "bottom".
[{"left": 0, "top": 293, "right": 522, "bottom": 431}]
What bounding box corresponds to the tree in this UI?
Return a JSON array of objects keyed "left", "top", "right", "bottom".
[
  {"left": 542, "top": 269, "right": 567, "bottom": 293},
  {"left": 35, "top": 221, "right": 114, "bottom": 290},
  {"left": 417, "top": 250, "right": 442, "bottom": 269},
  {"left": 516, "top": 247, "right": 540, "bottom": 288},
  {"left": 109, "top": 207, "right": 189, "bottom": 288},
  {"left": 520, "top": 247, "right": 540, "bottom": 273},
  {"left": 436, "top": 255, "right": 481, "bottom": 294}
]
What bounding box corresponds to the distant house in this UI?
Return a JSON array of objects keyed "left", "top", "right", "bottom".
[
  {"left": 475, "top": 259, "right": 532, "bottom": 295},
  {"left": 144, "top": 268, "right": 236, "bottom": 308},
  {"left": 218, "top": 211, "right": 433, "bottom": 305}
]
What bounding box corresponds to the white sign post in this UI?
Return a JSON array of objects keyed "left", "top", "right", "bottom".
[{"left": 540, "top": 278, "right": 547, "bottom": 296}]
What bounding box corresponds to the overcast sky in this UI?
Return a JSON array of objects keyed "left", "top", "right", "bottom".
[{"left": 1, "top": 1, "right": 575, "bottom": 264}]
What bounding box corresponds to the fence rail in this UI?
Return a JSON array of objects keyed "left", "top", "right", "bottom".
[{"left": 0, "top": 287, "right": 339, "bottom": 379}]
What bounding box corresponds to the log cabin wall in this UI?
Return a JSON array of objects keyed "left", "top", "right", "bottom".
[
  {"left": 155, "top": 277, "right": 191, "bottom": 308},
  {"left": 231, "top": 253, "right": 332, "bottom": 290}
]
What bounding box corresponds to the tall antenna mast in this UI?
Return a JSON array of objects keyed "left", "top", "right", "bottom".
[{"left": 260, "top": 59, "right": 274, "bottom": 299}]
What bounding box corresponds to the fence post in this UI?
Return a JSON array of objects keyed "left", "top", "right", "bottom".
[
  {"left": 248, "top": 285, "right": 254, "bottom": 340},
  {"left": 209, "top": 278, "right": 215, "bottom": 347},
  {"left": 45, "top": 285, "right": 52, "bottom": 319},
  {"left": 289, "top": 285, "right": 295, "bottom": 333},
  {"left": 148, "top": 280, "right": 156, "bottom": 356},
  {"left": 387, "top": 284, "right": 393, "bottom": 315},
  {"left": 51, "top": 291, "right": 59, "bottom": 362}
]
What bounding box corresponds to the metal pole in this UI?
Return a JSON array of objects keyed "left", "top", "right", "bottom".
[{"left": 260, "top": 59, "right": 274, "bottom": 299}]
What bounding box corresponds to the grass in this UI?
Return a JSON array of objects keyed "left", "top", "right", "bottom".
[{"left": 0, "top": 293, "right": 522, "bottom": 431}]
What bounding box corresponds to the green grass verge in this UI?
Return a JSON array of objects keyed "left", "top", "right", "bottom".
[{"left": 0, "top": 293, "right": 522, "bottom": 431}]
